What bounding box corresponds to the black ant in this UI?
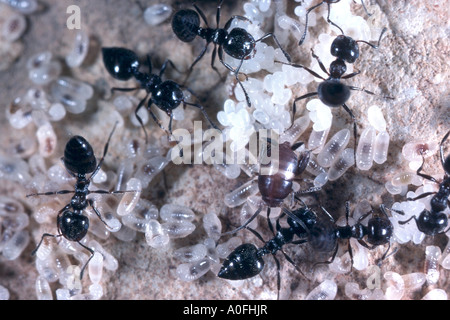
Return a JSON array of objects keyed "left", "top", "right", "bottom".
[
  {"left": 330, "top": 27, "right": 387, "bottom": 64},
  {"left": 218, "top": 204, "right": 317, "bottom": 299},
  {"left": 394, "top": 130, "right": 450, "bottom": 236},
  {"left": 102, "top": 47, "right": 220, "bottom": 143},
  {"left": 171, "top": 0, "right": 291, "bottom": 107},
  {"left": 27, "top": 123, "right": 136, "bottom": 279},
  {"left": 298, "top": 0, "right": 373, "bottom": 46},
  {"left": 279, "top": 29, "right": 391, "bottom": 154},
  {"left": 292, "top": 201, "right": 395, "bottom": 267}
]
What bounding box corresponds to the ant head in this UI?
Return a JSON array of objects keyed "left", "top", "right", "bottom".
[
  {"left": 151, "top": 80, "right": 183, "bottom": 112},
  {"left": 102, "top": 47, "right": 140, "bottom": 81},
  {"left": 367, "top": 216, "right": 393, "bottom": 245},
  {"left": 171, "top": 9, "right": 200, "bottom": 43},
  {"left": 58, "top": 210, "right": 89, "bottom": 242},
  {"left": 217, "top": 243, "right": 264, "bottom": 280},
  {"left": 331, "top": 35, "right": 359, "bottom": 64},
  {"left": 416, "top": 209, "right": 448, "bottom": 236},
  {"left": 63, "top": 135, "right": 97, "bottom": 175},
  {"left": 223, "top": 28, "right": 255, "bottom": 60}
]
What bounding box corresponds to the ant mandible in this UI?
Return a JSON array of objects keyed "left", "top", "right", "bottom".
[
  {"left": 171, "top": 0, "right": 292, "bottom": 107},
  {"left": 102, "top": 47, "right": 220, "bottom": 143},
  {"left": 298, "top": 0, "right": 373, "bottom": 46},
  {"left": 27, "top": 122, "right": 136, "bottom": 279},
  {"left": 395, "top": 130, "right": 450, "bottom": 236}
]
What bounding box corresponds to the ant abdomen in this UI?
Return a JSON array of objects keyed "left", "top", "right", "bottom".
[
  {"left": 218, "top": 243, "right": 264, "bottom": 280},
  {"left": 317, "top": 80, "right": 351, "bottom": 107},
  {"left": 171, "top": 9, "right": 200, "bottom": 43},
  {"left": 63, "top": 135, "right": 96, "bottom": 175},
  {"left": 58, "top": 211, "right": 89, "bottom": 242},
  {"left": 102, "top": 47, "right": 140, "bottom": 81},
  {"left": 309, "top": 221, "right": 337, "bottom": 253}
]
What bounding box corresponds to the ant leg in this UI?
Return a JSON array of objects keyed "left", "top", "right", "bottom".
[
  {"left": 292, "top": 91, "right": 318, "bottom": 119},
  {"left": 439, "top": 130, "right": 450, "bottom": 168},
  {"left": 221, "top": 206, "right": 263, "bottom": 236},
  {"left": 280, "top": 248, "right": 307, "bottom": 279},
  {"left": 295, "top": 186, "right": 322, "bottom": 195},
  {"left": 133, "top": 95, "right": 150, "bottom": 144},
  {"left": 380, "top": 242, "right": 394, "bottom": 261},
  {"left": 347, "top": 239, "right": 354, "bottom": 268},
  {"left": 297, "top": 150, "right": 311, "bottom": 174},
  {"left": 183, "top": 43, "right": 211, "bottom": 84},
  {"left": 26, "top": 189, "right": 74, "bottom": 198},
  {"left": 341, "top": 70, "right": 361, "bottom": 79},
  {"left": 210, "top": 44, "right": 225, "bottom": 80},
  {"left": 146, "top": 98, "right": 171, "bottom": 138},
  {"left": 77, "top": 241, "right": 94, "bottom": 279},
  {"left": 90, "top": 121, "right": 119, "bottom": 180},
  {"left": 217, "top": 45, "right": 251, "bottom": 107},
  {"left": 266, "top": 207, "right": 275, "bottom": 235},
  {"left": 246, "top": 226, "right": 265, "bottom": 243},
  {"left": 276, "top": 61, "right": 327, "bottom": 81},
  {"left": 282, "top": 208, "right": 309, "bottom": 235},
  {"left": 215, "top": 0, "right": 223, "bottom": 27},
  {"left": 255, "top": 33, "right": 291, "bottom": 63},
  {"left": 168, "top": 111, "right": 174, "bottom": 136},
  {"left": 272, "top": 254, "right": 282, "bottom": 300},
  {"left": 325, "top": 2, "right": 344, "bottom": 34},
  {"left": 223, "top": 15, "right": 252, "bottom": 30},
  {"left": 183, "top": 101, "right": 221, "bottom": 131},
  {"left": 88, "top": 199, "right": 112, "bottom": 229},
  {"left": 320, "top": 206, "right": 335, "bottom": 223},
  {"left": 314, "top": 243, "right": 339, "bottom": 267},
  {"left": 90, "top": 189, "right": 139, "bottom": 195},
  {"left": 146, "top": 54, "right": 153, "bottom": 74},
  {"left": 234, "top": 59, "right": 251, "bottom": 107},
  {"left": 31, "top": 205, "right": 68, "bottom": 255},
  {"left": 357, "top": 209, "right": 374, "bottom": 223},
  {"left": 398, "top": 215, "right": 418, "bottom": 226},
  {"left": 159, "top": 59, "right": 184, "bottom": 77},
  {"left": 413, "top": 155, "right": 438, "bottom": 183},
  {"left": 345, "top": 201, "right": 351, "bottom": 223},
  {"left": 311, "top": 49, "right": 330, "bottom": 77},
  {"left": 111, "top": 87, "right": 140, "bottom": 94},
  {"left": 359, "top": 0, "right": 373, "bottom": 17},
  {"left": 348, "top": 85, "right": 394, "bottom": 100},
  {"left": 406, "top": 192, "right": 436, "bottom": 202},
  {"left": 299, "top": 1, "right": 325, "bottom": 45},
  {"left": 31, "top": 233, "right": 62, "bottom": 256},
  {"left": 193, "top": 2, "right": 210, "bottom": 28},
  {"left": 291, "top": 141, "right": 304, "bottom": 151}
]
